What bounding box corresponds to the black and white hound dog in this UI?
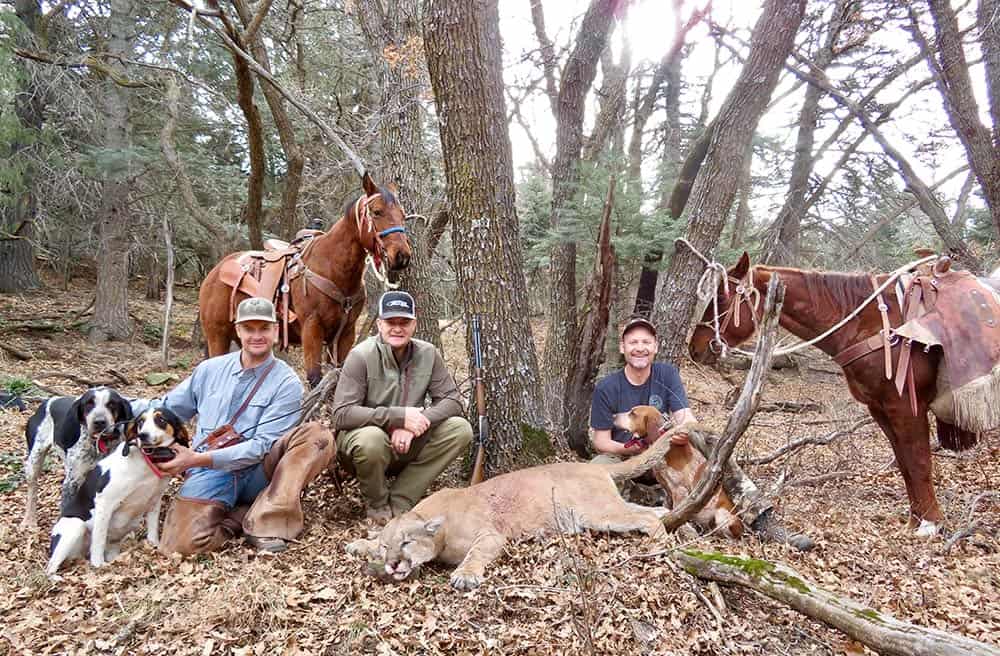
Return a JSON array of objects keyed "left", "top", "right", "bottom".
[
  {"left": 22, "top": 387, "right": 133, "bottom": 529},
  {"left": 46, "top": 407, "right": 188, "bottom": 575}
]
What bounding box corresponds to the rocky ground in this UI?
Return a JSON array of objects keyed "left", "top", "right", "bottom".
[{"left": 0, "top": 275, "right": 997, "bottom": 655}]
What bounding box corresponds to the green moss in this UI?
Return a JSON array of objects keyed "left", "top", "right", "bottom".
[
  {"left": 774, "top": 571, "right": 810, "bottom": 594},
  {"left": 521, "top": 423, "right": 554, "bottom": 460},
  {"left": 853, "top": 608, "right": 884, "bottom": 624},
  {"left": 680, "top": 549, "right": 776, "bottom": 578}
]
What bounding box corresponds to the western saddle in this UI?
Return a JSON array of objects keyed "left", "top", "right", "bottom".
[{"left": 216, "top": 228, "right": 364, "bottom": 360}]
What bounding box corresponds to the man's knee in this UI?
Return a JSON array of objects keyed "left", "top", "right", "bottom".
[
  {"left": 160, "top": 497, "right": 241, "bottom": 555},
  {"left": 436, "top": 416, "right": 473, "bottom": 447},
  {"left": 341, "top": 426, "right": 390, "bottom": 461}
]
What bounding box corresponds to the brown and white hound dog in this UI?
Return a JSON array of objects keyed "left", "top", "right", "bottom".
[{"left": 613, "top": 405, "right": 743, "bottom": 539}]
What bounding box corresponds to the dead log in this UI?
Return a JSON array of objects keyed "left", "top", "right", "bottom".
[
  {"left": 661, "top": 275, "right": 784, "bottom": 531},
  {"left": 674, "top": 549, "right": 1000, "bottom": 656}
]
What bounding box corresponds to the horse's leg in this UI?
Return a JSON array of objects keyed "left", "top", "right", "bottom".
[
  {"left": 204, "top": 327, "right": 233, "bottom": 358},
  {"left": 868, "top": 404, "right": 942, "bottom": 537},
  {"left": 301, "top": 318, "right": 325, "bottom": 388}
]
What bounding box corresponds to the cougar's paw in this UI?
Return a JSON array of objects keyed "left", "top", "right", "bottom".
[
  {"left": 449, "top": 568, "right": 483, "bottom": 591},
  {"left": 345, "top": 538, "right": 377, "bottom": 558}
]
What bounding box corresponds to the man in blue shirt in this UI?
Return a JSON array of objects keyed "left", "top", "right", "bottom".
[
  {"left": 590, "top": 316, "right": 696, "bottom": 462},
  {"left": 145, "top": 297, "right": 334, "bottom": 554}
]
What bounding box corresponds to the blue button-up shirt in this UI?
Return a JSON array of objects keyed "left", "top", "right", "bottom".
[{"left": 133, "top": 351, "right": 302, "bottom": 471}]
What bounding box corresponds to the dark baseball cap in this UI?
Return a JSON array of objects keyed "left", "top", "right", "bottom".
[
  {"left": 378, "top": 290, "right": 416, "bottom": 320},
  {"left": 621, "top": 316, "right": 657, "bottom": 339}
]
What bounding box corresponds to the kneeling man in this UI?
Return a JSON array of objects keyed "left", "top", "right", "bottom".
[
  {"left": 332, "top": 291, "right": 473, "bottom": 521},
  {"left": 138, "top": 297, "right": 334, "bottom": 554}
]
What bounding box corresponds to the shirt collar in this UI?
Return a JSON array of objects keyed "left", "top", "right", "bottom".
[{"left": 231, "top": 352, "right": 275, "bottom": 376}]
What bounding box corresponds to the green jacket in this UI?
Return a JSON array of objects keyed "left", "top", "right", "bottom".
[{"left": 331, "top": 335, "right": 463, "bottom": 432}]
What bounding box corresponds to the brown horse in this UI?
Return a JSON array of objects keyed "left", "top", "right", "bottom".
[
  {"left": 199, "top": 173, "right": 412, "bottom": 386},
  {"left": 689, "top": 252, "right": 981, "bottom": 538}
]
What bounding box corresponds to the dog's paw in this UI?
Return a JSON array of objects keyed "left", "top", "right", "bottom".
[
  {"left": 449, "top": 568, "right": 482, "bottom": 591},
  {"left": 89, "top": 557, "right": 107, "bottom": 568},
  {"left": 345, "top": 538, "right": 376, "bottom": 558}
]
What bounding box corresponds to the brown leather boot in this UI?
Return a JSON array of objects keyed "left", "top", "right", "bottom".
[{"left": 159, "top": 498, "right": 239, "bottom": 555}]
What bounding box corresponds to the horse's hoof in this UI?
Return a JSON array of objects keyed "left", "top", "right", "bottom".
[{"left": 916, "top": 520, "right": 939, "bottom": 538}]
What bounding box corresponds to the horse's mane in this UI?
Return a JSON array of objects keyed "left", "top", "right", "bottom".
[
  {"left": 765, "top": 267, "right": 873, "bottom": 313},
  {"left": 343, "top": 186, "right": 399, "bottom": 217}
]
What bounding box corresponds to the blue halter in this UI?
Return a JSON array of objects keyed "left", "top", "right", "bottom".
[{"left": 378, "top": 226, "right": 407, "bottom": 238}]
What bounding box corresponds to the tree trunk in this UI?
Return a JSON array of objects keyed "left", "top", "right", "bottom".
[
  {"left": 730, "top": 140, "right": 753, "bottom": 250},
  {"left": 234, "top": 0, "right": 304, "bottom": 242},
  {"left": 357, "top": 0, "right": 442, "bottom": 349},
  {"left": 89, "top": 0, "right": 134, "bottom": 343},
  {"left": 762, "top": 0, "right": 849, "bottom": 266},
  {"left": 1, "top": 0, "right": 45, "bottom": 293},
  {"left": 424, "top": 0, "right": 545, "bottom": 473},
  {"left": 565, "top": 178, "right": 616, "bottom": 455},
  {"left": 540, "top": 0, "right": 617, "bottom": 440},
  {"left": 653, "top": 0, "right": 805, "bottom": 365},
  {"left": 922, "top": 0, "right": 1000, "bottom": 237}
]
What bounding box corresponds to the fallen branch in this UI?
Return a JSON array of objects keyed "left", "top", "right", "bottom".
[
  {"left": 105, "top": 369, "right": 132, "bottom": 386},
  {"left": 0, "top": 343, "right": 31, "bottom": 361},
  {"left": 944, "top": 491, "right": 1000, "bottom": 554},
  {"left": 674, "top": 549, "right": 1000, "bottom": 656},
  {"left": 661, "top": 275, "right": 785, "bottom": 531},
  {"left": 740, "top": 417, "right": 874, "bottom": 466},
  {"left": 36, "top": 372, "right": 115, "bottom": 388},
  {"left": 757, "top": 401, "right": 823, "bottom": 413},
  {"left": 784, "top": 471, "right": 854, "bottom": 488}
]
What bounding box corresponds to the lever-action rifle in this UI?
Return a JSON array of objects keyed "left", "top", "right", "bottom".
[{"left": 469, "top": 315, "right": 489, "bottom": 485}]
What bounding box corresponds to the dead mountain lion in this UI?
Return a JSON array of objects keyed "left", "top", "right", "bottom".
[{"left": 345, "top": 423, "right": 698, "bottom": 590}]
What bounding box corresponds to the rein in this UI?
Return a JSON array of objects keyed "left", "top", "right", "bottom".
[{"left": 677, "top": 238, "right": 938, "bottom": 359}]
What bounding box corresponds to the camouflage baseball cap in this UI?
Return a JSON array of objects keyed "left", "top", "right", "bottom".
[{"left": 235, "top": 297, "right": 278, "bottom": 324}]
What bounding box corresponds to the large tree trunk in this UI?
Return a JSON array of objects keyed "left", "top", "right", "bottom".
[
  {"left": 233, "top": 0, "right": 304, "bottom": 242},
  {"left": 761, "top": 0, "right": 850, "bottom": 266},
  {"left": 1, "top": 0, "right": 45, "bottom": 293},
  {"left": 358, "top": 0, "right": 442, "bottom": 349},
  {"left": 653, "top": 0, "right": 805, "bottom": 364},
  {"left": 539, "top": 0, "right": 617, "bottom": 440},
  {"left": 922, "top": 0, "right": 1000, "bottom": 236},
  {"left": 89, "top": 0, "right": 134, "bottom": 343},
  {"left": 424, "top": 0, "right": 545, "bottom": 473}
]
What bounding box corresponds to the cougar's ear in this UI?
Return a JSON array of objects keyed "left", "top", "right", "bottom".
[
  {"left": 732, "top": 251, "right": 751, "bottom": 279},
  {"left": 423, "top": 517, "right": 445, "bottom": 535}
]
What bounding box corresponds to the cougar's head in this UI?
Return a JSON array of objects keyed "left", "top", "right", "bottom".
[{"left": 377, "top": 515, "right": 444, "bottom": 581}]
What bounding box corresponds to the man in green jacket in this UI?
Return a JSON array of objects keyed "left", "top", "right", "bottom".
[{"left": 332, "top": 291, "right": 473, "bottom": 522}]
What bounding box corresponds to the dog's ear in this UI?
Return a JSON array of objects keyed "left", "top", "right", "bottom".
[
  {"left": 114, "top": 393, "right": 134, "bottom": 422},
  {"left": 173, "top": 421, "right": 190, "bottom": 448},
  {"left": 73, "top": 392, "right": 89, "bottom": 425}
]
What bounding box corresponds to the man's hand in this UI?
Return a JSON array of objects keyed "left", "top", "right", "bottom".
[
  {"left": 403, "top": 407, "right": 430, "bottom": 436},
  {"left": 157, "top": 444, "right": 211, "bottom": 476},
  {"left": 390, "top": 428, "right": 416, "bottom": 454}
]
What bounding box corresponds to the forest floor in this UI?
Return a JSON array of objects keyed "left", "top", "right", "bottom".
[{"left": 0, "top": 274, "right": 998, "bottom": 656}]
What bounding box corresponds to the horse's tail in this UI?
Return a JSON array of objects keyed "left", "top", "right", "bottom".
[{"left": 604, "top": 422, "right": 706, "bottom": 482}]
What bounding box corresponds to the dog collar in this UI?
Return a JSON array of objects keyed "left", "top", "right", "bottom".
[{"left": 138, "top": 448, "right": 166, "bottom": 479}]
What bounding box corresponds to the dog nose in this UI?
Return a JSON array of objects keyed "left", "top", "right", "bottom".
[{"left": 92, "top": 419, "right": 108, "bottom": 430}]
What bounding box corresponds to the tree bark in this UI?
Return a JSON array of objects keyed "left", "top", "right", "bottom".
[
  {"left": 89, "top": 0, "right": 135, "bottom": 343},
  {"left": 233, "top": 0, "right": 304, "bottom": 242},
  {"left": 357, "top": 0, "right": 442, "bottom": 349},
  {"left": 1, "top": 0, "right": 45, "bottom": 293},
  {"left": 761, "top": 0, "right": 850, "bottom": 265},
  {"left": 424, "top": 0, "right": 545, "bottom": 473},
  {"left": 674, "top": 550, "right": 1000, "bottom": 656},
  {"left": 565, "top": 177, "right": 616, "bottom": 454},
  {"left": 540, "top": 0, "right": 617, "bottom": 439},
  {"left": 920, "top": 0, "right": 1000, "bottom": 237},
  {"left": 654, "top": 0, "right": 805, "bottom": 365}
]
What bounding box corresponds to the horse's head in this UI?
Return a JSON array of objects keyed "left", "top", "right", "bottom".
[
  {"left": 353, "top": 172, "right": 413, "bottom": 271},
  {"left": 689, "top": 251, "right": 761, "bottom": 364}
]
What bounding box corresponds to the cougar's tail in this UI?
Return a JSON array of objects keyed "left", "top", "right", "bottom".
[{"left": 604, "top": 422, "right": 706, "bottom": 482}]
